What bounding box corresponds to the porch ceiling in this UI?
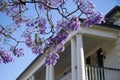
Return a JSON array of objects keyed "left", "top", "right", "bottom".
[{"left": 83, "top": 35, "right": 105, "bottom": 55}]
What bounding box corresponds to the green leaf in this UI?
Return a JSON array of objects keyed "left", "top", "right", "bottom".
[
  {"left": 35, "top": 33, "right": 42, "bottom": 46},
  {"left": 35, "top": 26, "right": 39, "bottom": 28}
]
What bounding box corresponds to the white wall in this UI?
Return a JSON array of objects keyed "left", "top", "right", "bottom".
[{"left": 103, "top": 40, "right": 119, "bottom": 69}]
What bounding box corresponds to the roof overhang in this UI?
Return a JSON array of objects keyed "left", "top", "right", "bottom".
[{"left": 105, "top": 6, "right": 120, "bottom": 26}]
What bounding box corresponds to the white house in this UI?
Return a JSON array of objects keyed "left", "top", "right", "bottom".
[{"left": 17, "top": 6, "right": 120, "bottom": 80}]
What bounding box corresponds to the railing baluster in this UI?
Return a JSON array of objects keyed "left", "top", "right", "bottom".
[
  {"left": 113, "top": 70, "right": 115, "bottom": 80},
  {"left": 99, "top": 68, "right": 101, "bottom": 80},
  {"left": 93, "top": 67, "right": 95, "bottom": 80},
  {"left": 104, "top": 68, "right": 106, "bottom": 80},
  {"left": 94, "top": 67, "right": 97, "bottom": 80},
  {"left": 90, "top": 66, "right": 92, "bottom": 80},
  {"left": 97, "top": 67, "right": 100, "bottom": 80},
  {"left": 104, "top": 68, "right": 107, "bottom": 80},
  {"left": 109, "top": 69, "right": 110, "bottom": 80},
  {"left": 92, "top": 67, "right": 95, "bottom": 80},
  {"left": 89, "top": 66, "right": 91, "bottom": 80},
  {"left": 110, "top": 69, "right": 112, "bottom": 80},
  {"left": 85, "top": 65, "right": 88, "bottom": 80},
  {"left": 108, "top": 69, "right": 110, "bottom": 80},
  {"left": 100, "top": 68, "right": 102, "bottom": 80},
  {"left": 118, "top": 72, "right": 119, "bottom": 80}
]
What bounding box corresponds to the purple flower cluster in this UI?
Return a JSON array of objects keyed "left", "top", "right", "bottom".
[
  {"left": 38, "top": 0, "right": 63, "bottom": 10},
  {"left": 0, "top": 49, "right": 13, "bottom": 63},
  {"left": 31, "top": 46, "right": 43, "bottom": 55},
  {"left": 57, "top": 16, "right": 80, "bottom": 31},
  {"left": 25, "top": 34, "right": 35, "bottom": 47},
  {"left": 47, "top": 31, "right": 69, "bottom": 54},
  {"left": 25, "top": 34, "right": 43, "bottom": 55},
  {"left": 84, "top": 12, "right": 104, "bottom": 27},
  {"left": 69, "top": 16, "right": 81, "bottom": 31},
  {"left": 26, "top": 18, "right": 47, "bottom": 34},
  {"left": 0, "top": 0, "right": 105, "bottom": 65},
  {"left": 44, "top": 17, "right": 81, "bottom": 65},
  {"left": 78, "top": 0, "right": 95, "bottom": 14},
  {"left": 46, "top": 0, "right": 63, "bottom": 7},
  {"left": 77, "top": 0, "right": 104, "bottom": 27},
  {"left": 14, "top": 16, "right": 28, "bottom": 26},
  {"left": 45, "top": 52, "right": 59, "bottom": 66},
  {"left": 48, "top": 17, "right": 80, "bottom": 52},
  {"left": 0, "top": 0, "right": 27, "bottom": 26},
  {"left": 25, "top": 17, "right": 79, "bottom": 61},
  {"left": 11, "top": 47, "right": 24, "bottom": 57},
  {"left": 37, "top": 18, "right": 47, "bottom": 34}
]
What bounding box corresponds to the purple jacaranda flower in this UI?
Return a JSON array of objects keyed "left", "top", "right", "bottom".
[
  {"left": 38, "top": 18, "right": 47, "bottom": 34},
  {"left": 57, "top": 16, "right": 80, "bottom": 32},
  {"left": 84, "top": 12, "right": 104, "bottom": 27},
  {"left": 94, "top": 12, "right": 105, "bottom": 24},
  {"left": 14, "top": 16, "right": 28, "bottom": 26},
  {"left": 69, "top": 16, "right": 81, "bottom": 31},
  {"left": 26, "top": 19, "right": 35, "bottom": 27},
  {"left": 25, "top": 34, "right": 35, "bottom": 47},
  {"left": 0, "top": 0, "right": 105, "bottom": 66},
  {"left": 79, "top": 0, "right": 95, "bottom": 14},
  {"left": 56, "top": 21, "right": 68, "bottom": 31},
  {"left": 26, "top": 18, "right": 47, "bottom": 34},
  {"left": 24, "top": 33, "right": 44, "bottom": 55},
  {"left": 38, "top": 0, "right": 63, "bottom": 8},
  {"left": 45, "top": 52, "right": 59, "bottom": 65},
  {"left": 31, "top": 46, "right": 43, "bottom": 55},
  {"left": 0, "top": 49, "right": 13, "bottom": 63},
  {"left": 11, "top": 47, "right": 24, "bottom": 57},
  {"left": 60, "top": 45, "right": 65, "bottom": 52}
]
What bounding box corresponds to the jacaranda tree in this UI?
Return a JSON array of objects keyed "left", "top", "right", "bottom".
[{"left": 0, "top": 0, "right": 104, "bottom": 65}]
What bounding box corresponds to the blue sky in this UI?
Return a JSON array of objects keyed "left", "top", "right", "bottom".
[{"left": 0, "top": 0, "right": 120, "bottom": 80}]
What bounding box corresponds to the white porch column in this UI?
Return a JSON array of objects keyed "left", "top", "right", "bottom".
[
  {"left": 71, "top": 37, "right": 77, "bottom": 80},
  {"left": 76, "top": 34, "right": 85, "bottom": 80},
  {"left": 49, "top": 65, "right": 54, "bottom": 80},
  {"left": 46, "top": 64, "right": 54, "bottom": 80},
  {"left": 46, "top": 65, "right": 49, "bottom": 80}
]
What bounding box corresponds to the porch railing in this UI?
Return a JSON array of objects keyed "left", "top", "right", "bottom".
[
  {"left": 59, "top": 65, "right": 120, "bottom": 80},
  {"left": 85, "top": 65, "right": 120, "bottom": 80}
]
